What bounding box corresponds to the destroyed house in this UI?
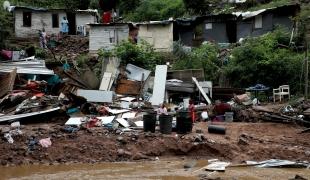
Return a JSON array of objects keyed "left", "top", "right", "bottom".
[
  {"left": 175, "top": 4, "right": 299, "bottom": 45},
  {"left": 12, "top": 6, "right": 98, "bottom": 38}
]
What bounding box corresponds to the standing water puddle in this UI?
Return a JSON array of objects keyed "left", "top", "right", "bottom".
[{"left": 1, "top": 159, "right": 309, "bottom": 180}]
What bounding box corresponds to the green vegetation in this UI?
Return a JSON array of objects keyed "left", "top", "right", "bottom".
[
  {"left": 172, "top": 42, "right": 221, "bottom": 83},
  {"left": 99, "top": 40, "right": 163, "bottom": 71},
  {"left": 123, "top": 0, "right": 186, "bottom": 21},
  {"left": 224, "top": 29, "right": 305, "bottom": 92}
]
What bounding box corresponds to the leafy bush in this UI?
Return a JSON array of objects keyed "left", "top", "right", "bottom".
[
  {"left": 99, "top": 40, "right": 163, "bottom": 71},
  {"left": 224, "top": 29, "right": 304, "bottom": 92},
  {"left": 124, "top": 0, "right": 185, "bottom": 21},
  {"left": 173, "top": 42, "right": 221, "bottom": 83}
]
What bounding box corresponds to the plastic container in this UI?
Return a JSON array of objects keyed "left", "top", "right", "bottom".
[
  {"left": 159, "top": 115, "right": 173, "bottom": 134},
  {"left": 224, "top": 112, "right": 234, "bottom": 122},
  {"left": 176, "top": 110, "right": 193, "bottom": 134},
  {"left": 143, "top": 113, "right": 157, "bottom": 133},
  {"left": 216, "top": 115, "right": 225, "bottom": 122},
  {"left": 208, "top": 125, "right": 226, "bottom": 135}
]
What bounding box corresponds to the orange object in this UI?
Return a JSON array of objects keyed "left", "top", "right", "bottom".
[{"left": 34, "top": 93, "right": 45, "bottom": 97}]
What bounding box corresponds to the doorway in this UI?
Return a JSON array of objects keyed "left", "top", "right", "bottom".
[
  {"left": 66, "top": 12, "right": 76, "bottom": 35},
  {"left": 226, "top": 21, "right": 237, "bottom": 43}
]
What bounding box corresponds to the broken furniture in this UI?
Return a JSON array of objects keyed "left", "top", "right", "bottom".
[
  {"left": 246, "top": 84, "right": 270, "bottom": 102},
  {"left": 273, "top": 85, "right": 290, "bottom": 102}
]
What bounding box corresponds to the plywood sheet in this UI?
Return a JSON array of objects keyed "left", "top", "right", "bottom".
[{"left": 151, "top": 65, "right": 167, "bottom": 105}]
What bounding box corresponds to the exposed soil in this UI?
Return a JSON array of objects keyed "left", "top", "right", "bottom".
[{"left": 0, "top": 122, "right": 309, "bottom": 167}]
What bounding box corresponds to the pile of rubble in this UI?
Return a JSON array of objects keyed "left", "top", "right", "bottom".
[
  {"left": 0, "top": 54, "right": 218, "bottom": 144},
  {"left": 1, "top": 51, "right": 310, "bottom": 146},
  {"left": 47, "top": 36, "right": 89, "bottom": 62}
]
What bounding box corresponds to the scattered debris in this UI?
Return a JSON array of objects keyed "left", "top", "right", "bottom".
[{"left": 206, "top": 161, "right": 231, "bottom": 171}]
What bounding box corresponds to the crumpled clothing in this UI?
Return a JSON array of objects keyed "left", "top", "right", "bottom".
[
  {"left": 4, "top": 133, "right": 14, "bottom": 143},
  {"left": 64, "top": 126, "right": 79, "bottom": 133},
  {"left": 9, "top": 129, "right": 23, "bottom": 136},
  {"left": 39, "top": 138, "right": 52, "bottom": 148},
  {"left": 86, "top": 118, "right": 101, "bottom": 128},
  {"left": 28, "top": 138, "right": 38, "bottom": 151}
]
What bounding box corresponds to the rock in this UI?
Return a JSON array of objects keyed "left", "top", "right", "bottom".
[
  {"left": 289, "top": 175, "right": 307, "bottom": 180},
  {"left": 1, "top": 127, "right": 10, "bottom": 134},
  {"left": 117, "top": 148, "right": 132, "bottom": 157},
  {"left": 117, "top": 149, "right": 125, "bottom": 156},
  {"left": 240, "top": 133, "right": 252, "bottom": 139},
  {"left": 117, "top": 136, "right": 127, "bottom": 144},
  {"left": 305, "top": 151, "right": 310, "bottom": 156},
  {"left": 1, "top": 160, "right": 8, "bottom": 166},
  {"left": 196, "top": 129, "right": 203, "bottom": 133},
  {"left": 193, "top": 142, "right": 199, "bottom": 146},
  {"left": 193, "top": 134, "right": 205, "bottom": 142},
  {"left": 124, "top": 150, "right": 132, "bottom": 157},
  {"left": 184, "top": 160, "right": 197, "bottom": 169},
  {"left": 132, "top": 152, "right": 149, "bottom": 160},
  {"left": 238, "top": 137, "right": 249, "bottom": 145}
]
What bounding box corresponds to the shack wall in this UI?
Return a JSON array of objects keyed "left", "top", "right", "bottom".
[
  {"left": 14, "top": 10, "right": 96, "bottom": 38},
  {"left": 89, "top": 25, "right": 129, "bottom": 53},
  {"left": 138, "top": 23, "right": 173, "bottom": 52},
  {"left": 204, "top": 21, "right": 229, "bottom": 43},
  {"left": 14, "top": 10, "right": 66, "bottom": 38}
]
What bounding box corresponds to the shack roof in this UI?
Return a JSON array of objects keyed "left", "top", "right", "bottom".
[
  {"left": 176, "top": 3, "right": 300, "bottom": 25},
  {"left": 11, "top": 6, "right": 98, "bottom": 13}
]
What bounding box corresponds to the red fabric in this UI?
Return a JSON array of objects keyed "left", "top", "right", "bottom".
[
  {"left": 214, "top": 103, "right": 231, "bottom": 115},
  {"left": 102, "top": 12, "right": 112, "bottom": 23},
  {"left": 86, "top": 118, "right": 100, "bottom": 128},
  {"left": 189, "top": 104, "right": 195, "bottom": 123},
  {"left": 1, "top": 50, "right": 12, "bottom": 60}
]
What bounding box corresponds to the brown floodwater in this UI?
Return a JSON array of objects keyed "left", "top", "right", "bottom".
[{"left": 1, "top": 159, "right": 310, "bottom": 180}]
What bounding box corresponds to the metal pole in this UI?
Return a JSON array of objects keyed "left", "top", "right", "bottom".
[
  {"left": 305, "top": 22, "right": 309, "bottom": 99},
  {"left": 306, "top": 40, "right": 309, "bottom": 99}
]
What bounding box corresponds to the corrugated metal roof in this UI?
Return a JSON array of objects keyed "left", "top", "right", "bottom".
[{"left": 11, "top": 6, "right": 98, "bottom": 13}]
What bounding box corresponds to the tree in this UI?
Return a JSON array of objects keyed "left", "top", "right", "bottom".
[{"left": 124, "top": 0, "right": 185, "bottom": 21}]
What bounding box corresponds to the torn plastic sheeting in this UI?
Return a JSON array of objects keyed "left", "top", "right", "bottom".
[
  {"left": 126, "top": 64, "right": 151, "bottom": 81},
  {"left": 0, "top": 107, "right": 60, "bottom": 122},
  {"left": 249, "top": 159, "right": 310, "bottom": 168},
  {"left": 232, "top": 9, "right": 266, "bottom": 19},
  {"left": 206, "top": 162, "right": 231, "bottom": 171},
  {"left": 120, "top": 97, "right": 136, "bottom": 102}
]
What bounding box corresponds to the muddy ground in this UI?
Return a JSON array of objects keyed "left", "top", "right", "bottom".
[{"left": 0, "top": 122, "right": 309, "bottom": 167}]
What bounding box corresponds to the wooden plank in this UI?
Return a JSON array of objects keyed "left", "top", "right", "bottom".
[
  {"left": 115, "top": 79, "right": 141, "bottom": 95},
  {"left": 151, "top": 65, "right": 167, "bottom": 105},
  {"left": 0, "top": 69, "right": 17, "bottom": 98},
  {"left": 192, "top": 77, "right": 211, "bottom": 104},
  {"left": 99, "top": 72, "right": 112, "bottom": 91}
]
